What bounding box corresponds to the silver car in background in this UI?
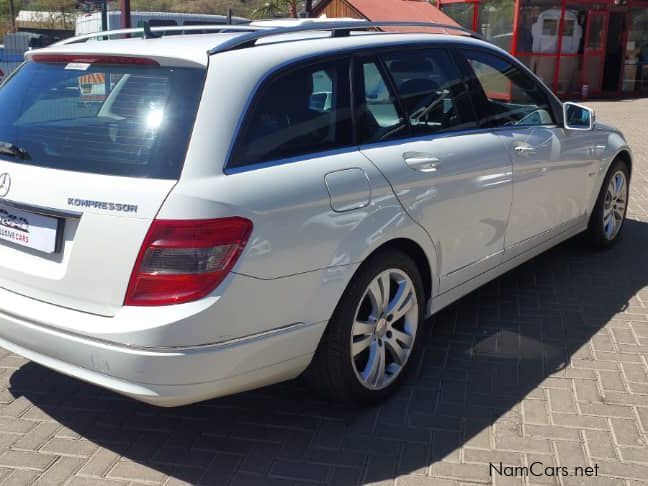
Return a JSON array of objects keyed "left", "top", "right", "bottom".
[{"left": 0, "top": 21, "right": 632, "bottom": 406}]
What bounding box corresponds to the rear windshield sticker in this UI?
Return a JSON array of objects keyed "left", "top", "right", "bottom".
[{"left": 65, "top": 62, "right": 91, "bottom": 71}]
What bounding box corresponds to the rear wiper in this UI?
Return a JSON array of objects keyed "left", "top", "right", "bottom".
[{"left": 0, "top": 141, "right": 30, "bottom": 160}]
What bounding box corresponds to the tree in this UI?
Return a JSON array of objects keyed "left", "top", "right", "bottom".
[
  {"left": 0, "top": 0, "right": 21, "bottom": 34},
  {"left": 252, "top": 0, "right": 300, "bottom": 19},
  {"left": 123, "top": 0, "right": 270, "bottom": 16},
  {"left": 23, "top": 0, "right": 77, "bottom": 30},
  {"left": 8, "top": 0, "right": 16, "bottom": 32}
]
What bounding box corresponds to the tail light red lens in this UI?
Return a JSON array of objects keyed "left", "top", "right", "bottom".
[{"left": 125, "top": 218, "right": 253, "bottom": 306}]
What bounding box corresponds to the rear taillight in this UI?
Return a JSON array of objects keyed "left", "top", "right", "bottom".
[{"left": 125, "top": 218, "right": 253, "bottom": 306}]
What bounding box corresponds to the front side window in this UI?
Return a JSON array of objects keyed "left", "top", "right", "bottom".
[
  {"left": 229, "top": 59, "right": 352, "bottom": 169},
  {"left": 382, "top": 49, "right": 475, "bottom": 135},
  {"left": 462, "top": 49, "right": 557, "bottom": 127}
]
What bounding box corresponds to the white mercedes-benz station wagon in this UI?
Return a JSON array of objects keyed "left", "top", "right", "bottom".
[{"left": 0, "top": 20, "right": 632, "bottom": 406}]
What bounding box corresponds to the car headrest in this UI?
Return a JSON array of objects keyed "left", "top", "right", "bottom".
[
  {"left": 399, "top": 78, "right": 440, "bottom": 97},
  {"left": 389, "top": 59, "right": 436, "bottom": 74}
]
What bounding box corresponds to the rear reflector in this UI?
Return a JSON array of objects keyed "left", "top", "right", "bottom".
[
  {"left": 125, "top": 218, "right": 253, "bottom": 306},
  {"left": 31, "top": 54, "right": 159, "bottom": 66}
]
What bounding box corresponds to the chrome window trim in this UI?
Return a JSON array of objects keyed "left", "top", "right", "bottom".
[
  {"left": 224, "top": 145, "right": 362, "bottom": 175},
  {"left": 224, "top": 123, "right": 562, "bottom": 175},
  {"left": 223, "top": 39, "right": 474, "bottom": 173},
  {"left": 222, "top": 39, "right": 562, "bottom": 174}
]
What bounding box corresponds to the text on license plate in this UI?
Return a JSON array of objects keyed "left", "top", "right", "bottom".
[{"left": 0, "top": 203, "right": 59, "bottom": 254}]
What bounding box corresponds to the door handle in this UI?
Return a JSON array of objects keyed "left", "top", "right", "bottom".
[
  {"left": 403, "top": 152, "right": 440, "bottom": 173},
  {"left": 514, "top": 145, "right": 536, "bottom": 156}
]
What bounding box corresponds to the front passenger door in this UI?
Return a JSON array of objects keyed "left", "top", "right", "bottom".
[
  {"left": 459, "top": 49, "right": 593, "bottom": 257},
  {"left": 358, "top": 48, "right": 513, "bottom": 293}
]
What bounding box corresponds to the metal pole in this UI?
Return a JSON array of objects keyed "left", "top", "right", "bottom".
[
  {"left": 511, "top": 0, "right": 521, "bottom": 57},
  {"left": 101, "top": 0, "right": 108, "bottom": 31},
  {"left": 8, "top": 0, "right": 17, "bottom": 33},
  {"left": 553, "top": 0, "right": 566, "bottom": 93},
  {"left": 120, "top": 0, "right": 131, "bottom": 28}
]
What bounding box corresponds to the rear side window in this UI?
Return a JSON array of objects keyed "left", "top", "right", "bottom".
[
  {"left": 382, "top": 49, "right": 476, "bottom": 135},
  {"left": 229, "top": 59, "right": 352, "bottom": 169},
  {"left": 0, "top": 61, "right": 205, "bottom": 179},
  {"left": 461, "top": 49, "right": 556, "bottom": 127}
]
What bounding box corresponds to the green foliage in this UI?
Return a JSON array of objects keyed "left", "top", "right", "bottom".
[
  {"left": 128, "top": 0, "right": 272, "bottom": 16},
  {"left": 251, "top": 0, "right": 298, "bottom": 19}
]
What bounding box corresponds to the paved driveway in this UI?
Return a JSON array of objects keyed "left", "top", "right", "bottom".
[{"left": 1, "top": 99, "right": 648, "bottom": 486}]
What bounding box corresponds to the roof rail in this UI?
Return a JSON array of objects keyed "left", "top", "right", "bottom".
[
  {"left": 53, "top": 24, "right": 258, "bottom": 46},
  {"left": 208, "top": 20, "right": 483, "bottom": 55}
]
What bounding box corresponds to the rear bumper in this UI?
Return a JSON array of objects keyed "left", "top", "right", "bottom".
[{"left": 0, "top": 290, "right": 325, "bottom": 406}]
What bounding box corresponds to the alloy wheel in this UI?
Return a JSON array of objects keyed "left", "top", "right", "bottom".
[
  {"left": 603, "top": 170, "right": 628, "bottom": 240},
  {"left": 350, "top": 269, "right": 419, "bottom": 390}
]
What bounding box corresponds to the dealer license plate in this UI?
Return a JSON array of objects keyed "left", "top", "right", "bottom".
[{"left": 0, "top": 202, "right": 59, "bottom": 254}]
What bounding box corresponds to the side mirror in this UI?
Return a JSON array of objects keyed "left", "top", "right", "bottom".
[{"left": 563, "top": 102, "right": 595, "bottom": 131}]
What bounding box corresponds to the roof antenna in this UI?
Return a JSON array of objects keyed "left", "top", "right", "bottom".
[
  {"left": 143, "top": 20, "right": 162, "bottom": 39},
  {"left": 227, "top": 8, "right": 233, "bottom": 25}
]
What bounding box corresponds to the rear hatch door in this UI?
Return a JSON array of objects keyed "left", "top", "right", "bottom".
[{"left": 0, "top": 55, "right": 205, "bottom": 316}]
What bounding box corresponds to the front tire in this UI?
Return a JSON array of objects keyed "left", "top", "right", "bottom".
[
  {"left": 584, "top": 159, "right": 629, "bottom": 249},
  {"left": 305, "top": 250, "right": 424, "bottom": 405}
]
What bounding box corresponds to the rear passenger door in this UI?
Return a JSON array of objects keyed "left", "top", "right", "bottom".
[{"left": 358, "top": 48, "right": 513, "bottom": 293}]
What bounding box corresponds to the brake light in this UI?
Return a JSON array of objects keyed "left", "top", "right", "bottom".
[
  {"left": 31, "top": 54, "right": 159, "bottom": 66},
  {"left": 125, "top": 218, "right": 253, "bottom": 306}
]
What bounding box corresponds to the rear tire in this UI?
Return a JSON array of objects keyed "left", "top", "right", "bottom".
[
  {"left": 305, "top": 250, "right": 424, "bottom": 406},
  {"left": 583, "top": 159, "right": 629, "bottom": 249}
]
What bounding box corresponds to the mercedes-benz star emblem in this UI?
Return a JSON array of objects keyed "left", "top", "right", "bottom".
[{"left": 0, "top": 173, "right": 11, "bottom": 198}]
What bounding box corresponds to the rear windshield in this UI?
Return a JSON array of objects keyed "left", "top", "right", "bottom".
[{"left": 0, "top": 60, "right": 205, "bottom": 179}]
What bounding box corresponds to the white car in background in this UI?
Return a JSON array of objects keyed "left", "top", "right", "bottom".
[{"left": 0, "top": 21, "right": 632, "bottom": 406}]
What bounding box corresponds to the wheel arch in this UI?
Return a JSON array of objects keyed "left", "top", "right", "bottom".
[
  {"left": 316, "top": 235, "right": 436, "bottom": 331},
  {"left": 304, "top": 236, "right": 435, "bottom": 401},
  {"left": 587, "top": 147, "right": 633, "bottom": 216},
  {"left": 368, "top": 238, "right": 433, "bottom": 304},
  {"left": 614, "top": 149, "right": 632, "bottom": 180}
]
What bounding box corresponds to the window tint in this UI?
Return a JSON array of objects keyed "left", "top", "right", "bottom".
[
  {"left": 147, "top": 19, "right": 178, "bottom": 27},
  {"left": 230, "top": 59, "right": 352, "bottom": 168},
  {"left": 183, "top": 20, "right": 224, "bottom": 25},
  {"left": 463, "top": 50, "right": 556, "bottom": 127},
  {"left": 0, "top": 61, "right": 204, "bottom": 179},
  {"left": 356, "top": 60, "right": 407, "bottom": 144},
  {"left": 182, "top": 20, "right": 225, "bottom": 34},
  {"left": 383, "top": 49, "right": 476, "bottom": 135}
]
